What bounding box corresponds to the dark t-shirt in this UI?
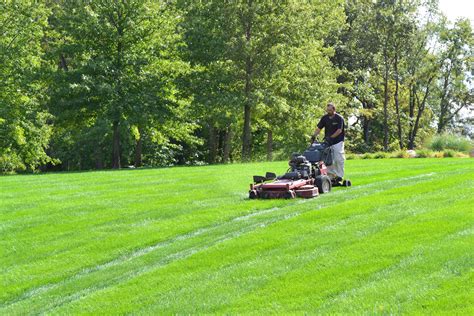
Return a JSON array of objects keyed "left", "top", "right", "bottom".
[{"left": 317, "top": 113, "right": 345, "bottom": 144}]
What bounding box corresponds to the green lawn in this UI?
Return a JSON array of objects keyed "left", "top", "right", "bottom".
[{"left": 1, "top": 158, "right": 473, "bottom": 314}]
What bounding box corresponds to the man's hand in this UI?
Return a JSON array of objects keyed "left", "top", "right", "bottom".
[
  {"left": 313, "top": 128, "right": 321, "bottom": 138},
  {"left": 331, "top": 128, "right": 342, "bottom": 139},
  {"left": 311, "top": 128, "right": 321, "bottom": 144}
]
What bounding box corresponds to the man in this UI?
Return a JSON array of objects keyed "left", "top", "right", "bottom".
[{"left": 312, "top": 102, "right": 345, "bottom": 181}]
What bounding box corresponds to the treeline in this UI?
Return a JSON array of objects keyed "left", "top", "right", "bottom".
[{"left": 1, "top": 0, "right": 472, "bottom": 172}]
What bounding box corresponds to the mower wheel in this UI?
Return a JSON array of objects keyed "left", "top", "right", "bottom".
[
  {"left": 315, "top": 175, "right": 332, "bottom": 193},
  {"left": 284, "top": 190, "right": 296, "bottom": 199},
  {"left": 342, "top": 179, "right": 352, "bottom": 187},
  {"left": 249, "top": 190, "right": 258, "bottom": 199}
]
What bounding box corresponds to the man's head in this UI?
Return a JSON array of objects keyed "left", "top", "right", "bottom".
[{"left": 326, "top": 102, "right": 336, "bottom": 116}]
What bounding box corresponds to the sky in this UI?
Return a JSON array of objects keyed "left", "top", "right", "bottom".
[{"left": 438, "top": 0, "right": 474, "bottom": 24}]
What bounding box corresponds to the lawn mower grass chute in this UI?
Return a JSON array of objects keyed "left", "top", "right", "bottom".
[{"left": 249, "top": 141, "right": 351, "bottom": 199}]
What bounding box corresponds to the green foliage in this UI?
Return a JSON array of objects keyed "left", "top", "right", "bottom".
[
  {"left": 180, "top": 0, "right": 346, "bottom": 161},
  {"left": 0, "top": 0, "right": 472, "bottom": 173},
  {"left": 415, "top": 148, "right": 434, "bottom": 158},
  {"left": 46, "top": 0, "right": 194, "bottom": 169},
  {"left": 0, "top": 150, "right": 25, "bottom": 173},
  {"left": 361, "top": 152, "right": 375, "bottom": 159},
  {"left": 442, "top": 149, "right": 456, "bottom": 157},
  {"left": 434, "top": 18, "right": 474, "bottom": 133},
  {"left": 345, "top": 152, "right": 358, "bottom": 160},
  {"left": 0, "top": 1, "right": 53, "bottom": 171},
  {"left": 372, "top": 151, "right": 391, "bottom": 159},
  {"left": 427, "top": 133, "right": 473, "bottom": 152},
  {"left": 1, "top": 159, "right": 473, "bottom": 313},
  {"left": 391, "top": 150, "right": 410, "bottom": 159}
]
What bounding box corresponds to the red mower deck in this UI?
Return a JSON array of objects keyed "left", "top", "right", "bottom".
[{"left": 249, "top": 179, "right": 319, "bottom": 199}]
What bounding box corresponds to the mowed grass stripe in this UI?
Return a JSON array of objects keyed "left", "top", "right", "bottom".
[
  {"left": 316, "top": 225, "right": 473, "bottom": 314},
  {"left": 6, "top": 165, "right": 470, "bottom": 312},
  {"left": 0, "top": 158, "right": 473, "bottom": 314},
  {"left": 1, "top": 159, "right": 448, "bottom": 302},
  {"left": 133, "top": 175, "right": 472, "bottom": 314},
  {"left": 2, "top": 169, "right": 446, "bottom": 311},
  {"left": 219, "top": 186, "right": 472, "bottom": 313}
]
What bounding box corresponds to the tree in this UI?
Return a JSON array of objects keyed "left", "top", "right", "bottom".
[
  {"left": 335, "top": 0, "right": 443, "bottom": 151},
  {"left": 404, "top": 13, "right": 440, "bottom": 149},
  {"left": 47, "top": 0, "right": 193, "bottom": 169},
  {"left": 435, "top": 18, "right": 473, "bottom": 133},
  {"left": 0, "top": 1, "right": 52, "bottom": 172},
  {"left": 180, "top": 0, "right": 346, "bottom": 161}
]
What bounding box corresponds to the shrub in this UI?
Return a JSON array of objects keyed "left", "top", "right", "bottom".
[
  {"left": 455, "top": 152, "right": 469, "bottom": 158},
  {"left": 416, "top": 149, "right": 434, "bottom": 158},
  {"left": 0, "top": 152, "right": 26, "bottom": 174},
  {"left": 391, "top": 150, "right": 409, "bottom": 158},
  {"left": 428, "top": 134, "right": 472, "bottom": 152},
  {"left": 361, "top": 153, "right": 375, "bottom": 159},
  {"left": 373, "top": 151, "right": 391, "bottom": 159},
  {"left": 345, "top": 153, "right": 359, "bottom": 160},
  {"left": 443, "top": 149, "right": 456, "bottom": 157}
]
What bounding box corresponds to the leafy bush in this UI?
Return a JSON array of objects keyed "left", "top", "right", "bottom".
[
  {"left": 0, "top": 151, "right": 26, "bottom": 173},
  {"left": 361, "top": 153, "right": 375, "bottom": 159},
  {"left": 455, "top": 152, "right": 469, "bottom": 158},
  {"left": 416, "top": 149, "right": 434, "bottom": 158},
  {"left": 345, "top": 153, "right": 359, "bottom": 160},
  {"left": 428, "top": 134, "right": 472, "bottom": 152},
  {"left": 373, "top": 151, "right": 391, "bottom": 159},
  {"left": 391, "top": 150, "right": 410, "bottom": 158},
  {"left": 442, "top": 149, "right": 456, "bottom": 157},
  {"left": 343, "top": 148, "right": 468, "bottom": 160}
]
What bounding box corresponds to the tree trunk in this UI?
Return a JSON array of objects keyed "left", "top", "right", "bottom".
[
  {"left": 383, "top": 61, "right": 390, "bottom": 152},
  {"left": 59, "top": 54, "right": 68, "bottom": 71},
  {"left": 208, "top": 124, "right": 218, "bottom": 164},
  {"left": 223, "top": 127, "right": 232, "bottom": 163},
  {"left": 407, "top": 85, "right": 415, "bottom": 149},
  {"left": 408, "top": 75, "right": 434, "bottom": 149},
  {"left": 134, "top": 127, "right": 143, "bottom": 168},
  {"left": 394, "top": 56, "right": 403, "bottom": 149},
  {"left": 437, "top": 64, "right": 452, "bottom": 133},
  {"left": 407, "top": 85, "right": 416, "bottom": 149},
  {"left": 362, "top": 116, "right": 370, "bottom": 145},
  {"left": 241, "top": 2, "right": 253, "bottom": 161},
  {"left": 266, "top": 129, "right": 273, "bottom": 161},
  {"left": 112, "top": 120, "right": 121, "bottom": 169},
  {"left": 95, "top": 144, "right": 104, "bottom": 169},
  {"left": 242, "top": 100, "right": 252, "bottom": 161},
  {"left": 361, "top": 101, "right": 373, "bottom": 146},
  {"left": 411, "top": 92, "right": 426, "bottom": 150},
  {"left": 112, "top": 8, "right": 123, "bottom": 170}
]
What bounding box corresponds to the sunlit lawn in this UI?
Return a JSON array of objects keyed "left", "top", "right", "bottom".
[{"left": 1, "top": 158, "right": 473, "bottom": 314}]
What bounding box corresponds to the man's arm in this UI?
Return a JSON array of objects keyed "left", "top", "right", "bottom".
[
  {"left": 314, "top": 116, "right": 325, "bottom": 138},
  {"left": 313, "top": 127, "right": 321, "bottom": 137},
  {"left": 330, "top": 129, "right": 342, "bottom": 139},
  {"left": 311, "top": 116, "right": 326, "bottom": 143}
]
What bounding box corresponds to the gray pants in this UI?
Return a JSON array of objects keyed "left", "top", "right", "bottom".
[{"left": 328, "top": 141, "right": 345, "bottom": 179}]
